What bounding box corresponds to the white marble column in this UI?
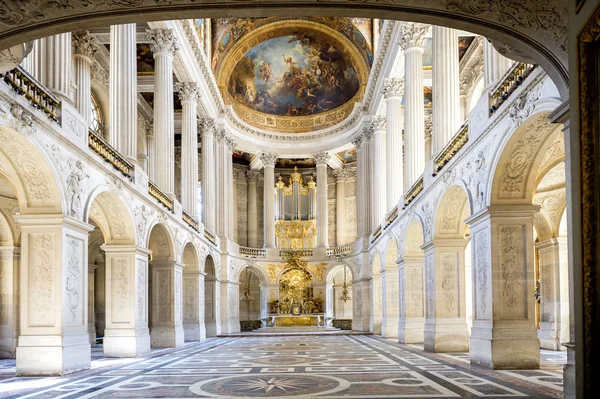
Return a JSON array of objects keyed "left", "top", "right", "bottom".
[
  {"left": 226, "top": 138, "right": 236, "bottom": 239},
  {"left": 102, "top": 245, "right": 151, "bottom": 358},
  {"left": 146, "top": 125, "right": 155, "bottom": 181},
  {"left": 483, "top": 39, "right": 513, "bottom": 89},
  {"left": 88, "top": 264, "right": 97, "bottom": 346},
  {"left": 400, "top": 23, "right": 429, "bottom": 189},
  {"left": 246, "top": 171, "right": 260, "bottom": 247},
  {"left": 332, "top": 168, "right": 348, "bottom": 246},
  {"left": 176, "top": 82, "right": 201, "bottom": 216},
  {"left": 110, "top": 24, "right": 137, "bottom": 158},
  {"left": 147, "top": 28, "right": 179, "bottom": 196},
  {"left": 261, "top": 153, "right": 277, "bottom": 248},
  {"left": 365, "top": 129, "right": 375, "bottom": 232},
  {"left": 232, "top": 170, "right": 239, "bottom": 243},
  {"left": 383, "top": 78, "right": 404, "bottom": 211},
  {"left": 16, "top": 216, "right": 93, "bottom": 375},
  {"left": 432, "top": 26, "right": 460, "bottom": 156},
  {"left": 200, "top": 119, "right": 216, "bottom": 232},
  {"left": 314, "top": 152, "right": 330, "bottom": 248},
  {"left": 352, "top": 134, "right": 367, "bottom": 237},
  {"left": 214, "top": 130, "right": 231, "bottom": 239},
  {"left": 72, "top": 31, "right": 98, "bottom": 128},
  {"left": 371, "top": 116, "right": 387, "bottom": 225},
  {"left": 34, "top": 33, "right": 72, "bottom": 101}
]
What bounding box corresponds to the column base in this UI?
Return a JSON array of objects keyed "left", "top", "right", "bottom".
[
  {"left": 151, "top": 325, "right": 184, "bottom": 348},
  {"left": 398, "top": 318, "right": 425, "bottom": 344},
  {"left": 184, "top": 323, "right": 206, "bottom": 341},
  {"left": 538, "top": 322, "right": 564, "bottom": 351},
  {"left": 16, "top": 333, "right": 90, "bottom": 376},
  {"left": 470, "top": 326, "right": 540, "bottom": 369},
  {"left": 381, "top": 318, "right": 399, "bottom": 338},
  {"left": 205, "top": 322, "right": 218, "bottom": 337},
  {"left": 424, "top": 319, "right": 469, "bottom": 352},
  {"left": 103, "top": 328, "right": 150, "bottom": 357}
]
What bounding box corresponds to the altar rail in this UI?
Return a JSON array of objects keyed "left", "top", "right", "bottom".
[
  {"left": 404, "top": 175, "right": 424, "bottom": 207},
  {"left": 433, "top": 121, "right": 469, "bottom": 176},
  {"left": 182, "top": 210, "right": 199, "bottom": 232},
  {"left": 148, "top": 180, "right": 174, "bottom": 212},
  {"left": 2, "top": 66, "right": 60, "bottom": 123},
  {"left": 489, "top": 63, "right": 537, "bottom": 115},
  {"left": 326, "top": 245, "right": 353, "bottom": 257},
  {"left": 88, "top": 130, "right": 135, "bottom": 181},
  {"left": 239, "top": 246, "right": 266, "bottom": 259}
]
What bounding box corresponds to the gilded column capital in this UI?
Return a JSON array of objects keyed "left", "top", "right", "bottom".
[
  {"left": 72, "top": 30, "right": 98, "bottom": 60},
  {"left": 314, "top": 152, "right": 330, "bottom": 166},
  {"left": 370, "top": 115, "right": 387, "bottom": 132},
  {"left": 260, "top": 152, "right": 277, "bottom": 167},
  {"left": 176, "top": 82, "right": 201, "bottom": 104},
  {"left": 246, "top": 170, "right": 260, "bottom": 182},
  {"left": 332, "top": 168, "right": 349, "bottom": 182},
  {"left": 146, "top": 28, "right": 180, "bottom": 56},
  {"left": 399, "top": 22, "right": 429, "bottom": 51},
  {"left": 382, "top": 77, "right": 404, "bottom": 99}
]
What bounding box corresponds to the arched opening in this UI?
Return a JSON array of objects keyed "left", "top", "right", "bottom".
[
  {"left": 327, "top": 264, "right": 353, "bottom": 329},
  {"left": 147, "top": 223, "right": 184, "bottom": 348},
  {"left": 382, "top": 238, "right": 400, "bottom": 338},
  {"left": 399, "top": 218, "right": 425, "bottom": 344},
  {"left": 238, "top": 267, "right": 262, "bottom": 332},
  {"left": 182, "top": 242, "right": 205, "bottom": 341},
  {"left": 204, "top": 254, "right": 218, "bottom": 337},
  {"left": 370, "top": 251, "right": 382, "bottom": 335}
]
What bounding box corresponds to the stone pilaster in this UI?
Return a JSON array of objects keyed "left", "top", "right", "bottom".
[
  {"left": 0, "top": 247, "right": 18, "bottom": 358},
  {"left": 383, "top": 78, "right": 404, "bottom": 211},
  {"left": 183, "top": 271, "right": 206, "bottom": 341},
  {"left": 204, "top": 275, "right": 220, "bottom": 337},
  {"left": 149, "top": 261, "right": 185, "bottom": 348},
  {"left": 332, "top": 168, "right": 348, "bottom": 246},
  {"left": 398, "top": 258, "right": 425, "bottom": 343},
  {"left": 87, "top": 264, "right": 97, "bottom": 346},
  {"left": 72, "top": 31, "right": 98, "bottom": 128},
  {"left": 314, "top": 152, "right": 330, "bottom": 248},
  {"left": 400, "top": 22, "right": 428, "bottom": 189},
  {"left": 370, "top": 274, "right": 382, "bottom": 334},
  {"left": 381, "top": 266, "right": 400, "bottom": 338},
  {"left": 110, "top": 24, "right": 137, "bottom": 158},
  {"left": 261, "top": 153, "right": 277, "bottom": 248},
  {"left": 246, "top": 171, "right": 260, "bottom": 248},
  {"left": 200, "top": 119, "right": 216, "bottom": 232},
  {"left": 220, "top": 280, "right": 240, "bottom": 334},
  {"left": 432, "top": 26, "right": 460, "bottom": 156},
  {"left": 370, "top": 116, "right": 387, "bottom": 225},
  {"left": 176, "top": 82, "right": 201, "bottom": 216},
  {"left": 147, "top": 28, "right": 179, "bottom": 196}
]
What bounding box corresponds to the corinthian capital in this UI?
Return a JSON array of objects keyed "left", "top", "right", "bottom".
[
  {"left": 176, "top": 82, "right": 201, "bottom": 103},
  {"left": 332, "top": 168, "right": 349, "bottom": 182},
  {"left": 246, "top": 170, "right": 260, "bottom": 182},
  {"left": 351, "top": 134, "right": 364, "bottom": 150},
  {"left": 146, "top": 28, "right": 180, "bottom": 56},
  {"left": 260, "top": 152, "right": 277, "bottom": 167},
  {"left": 370, "top": 115, "right": 387, "bottom": 132},
  {"left": 399, "top": 22, "right": 429, "bottom": 51},
  {"left": 314, "top": 152, "right": 330, "bottom": 165},
  {"left": 72, "top": 30, "right": 98, "bottom": 60},
  {"left": 382, "top": 77, "right": 404, "bottom": 99},
  {"left": 198, "top": 118, "right": 215, "bottom": 135}
]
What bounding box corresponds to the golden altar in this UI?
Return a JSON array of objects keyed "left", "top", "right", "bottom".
[{"left": 271, "top": 314, "right": 325, "bottom": 327}]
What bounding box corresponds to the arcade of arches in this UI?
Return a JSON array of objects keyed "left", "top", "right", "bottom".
[{"left": 0, "top": 1, "right": 596, "bottom": 397}]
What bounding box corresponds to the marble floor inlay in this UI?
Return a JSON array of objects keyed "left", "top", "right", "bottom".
[{"left": 0, "top": 336, "right": 564, "bottom": 398}]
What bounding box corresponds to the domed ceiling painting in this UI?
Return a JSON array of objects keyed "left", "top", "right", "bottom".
[{"left": 213, "top": 18, "right": 372, "bottom": 133}]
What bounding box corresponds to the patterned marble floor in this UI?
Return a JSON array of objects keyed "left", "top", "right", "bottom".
[{"left": 0, "top": 335, "right": 565, "bottom": 398}]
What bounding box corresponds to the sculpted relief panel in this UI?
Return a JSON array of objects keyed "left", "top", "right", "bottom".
[
  {"left": 112, "top": 258, "right": 130, "bottom": 324},
  {"left": 440, "top": 253, "right": 458, "bottom": 318},
  {"left": 65, "top": 237, "right": 83, "bottom": 325},
  {"left": 499, "top": 225, "right": 527, "bottom": 319},
  {"left": 474, "top": 229, "right": 491, "bottom": 320},
  {"left": 30, "top": 233, "right": 54, "bottom": 326}
]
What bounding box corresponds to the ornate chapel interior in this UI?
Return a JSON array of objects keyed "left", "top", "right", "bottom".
[{"left": 0, "top": 1, "right": 597, "bottom": 397}]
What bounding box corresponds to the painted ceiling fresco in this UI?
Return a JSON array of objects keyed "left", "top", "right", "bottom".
[
  {"left": 422, "top": 35, "right": 476, "bottom": 67},
  {"left": 336, "top": 148, "right": 357, "bottom": 164},
  {"left": 275, "top": 158, "right": 316, "bottom": 169},
  {"left": 232, "top": 150, "right": 255, "bottom": 166},
  {"left": 212, "top": 18, "right": 372, "bottom": 133}
]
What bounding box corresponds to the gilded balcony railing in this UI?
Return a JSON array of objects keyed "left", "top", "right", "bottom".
[
  {"left": 204, "top": 229, "right": 217, "bottom": 246},
  {"left": 148, "top": 180, "right": 174, "bottom": 212},
  {"left": 279, "top": 249, "right": 313, "bottom": 258},
  {"left": 1, "top": 66, "right": 60, "bottom": 123},
  {"left": 371, "top": 225, "right": 382, "bottom": 244},
  {"left": 384, "top": 205, "right": 399, "bottom": 229},
  {"left": 182, "top": 210, "right": 199, "bottom": 232},
  {"left": 433, "top": 121, "right": 469, "bottom": 176},
  {"left": 239, "top": 246, "right": 266, "bottom": 259},
  {"left": 88, "top": 130, "right": 134, "bottom": 181},
  {"left": 489, "top": 63, "right": 537, "bottom": 115},
  {"left": 404, "top": 175, "right": 424, "bottom": 207},
  {"left": 325, "top": 245, "right": 353, "bottom": 257}
]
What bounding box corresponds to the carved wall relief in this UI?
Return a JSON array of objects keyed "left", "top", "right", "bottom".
[
  {"left": 157, "top": 270, "right": 171, "bottom": 322},
  {"left": 440, "top": 253, "right": 458, "bottom": 318},
  {"left": 474, "top": 229, "right": 491, "bottom": 320},
  {"left": 425, "top": 253, "right": 435, "bottom": 318},
  {"left": 66, "top": 237, "right": 83, "bottom": 325},
  {"left": 499, "top": 225, "right": 527, "bottom": 318},
  {"left": 136, "top": 259, "right": 146, "bottom": 323},
  {"left": 30, "top": 233, "right": 54, "bottom": 326},
  {"left": 112, "top": 258, "right": 129, "bottom": 324}
]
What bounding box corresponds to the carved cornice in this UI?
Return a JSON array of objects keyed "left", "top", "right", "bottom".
[
  {"left": 399, "top": 22, "right": 429, "bottom": 51},
  {"left": 146, "top": 28, "right": 179, "bottom": 56},
  {"left": 72, "top": 30, "right": 98, "bottom": 60},
  {"left": 175, "top": 81, "right": 201, "bottom": 103}
]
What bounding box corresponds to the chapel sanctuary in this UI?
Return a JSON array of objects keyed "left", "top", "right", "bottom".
[{"left": 0, "top": 1, "right": 596, "bottom": 398}]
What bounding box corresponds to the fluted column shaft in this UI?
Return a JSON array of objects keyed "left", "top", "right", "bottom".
[
  {"left": 226, "top": 141, "right": 235, "bottom": 239},
  {"left": 147, "top": 28, "right": 178, "bottom": 196},
  {"left": 261, "top": 153, "right": 277, "bottom": 248},
  {"left": 365, "top": 131, "right": 375, "bottom": 231},
  {"left": 247, "top": 171, "right": 259, "bottom": 247},
  {"left": 401, "top": 23, "right": 428, "bottom": 189},
  {"left": 483, "top": 40, "right": 513, "bottom": 89},
  {"left": 315, "top": 152, "right": 330, "bottom": 248},
  {"left": 200, "top": 120, "right": 216, "bottom": 232},
  {"left": 372, "top": 118, "right": 387, "bottom": 225},
  {"left": 177, "top": 82, "right": 201, "bottom": 216},
  {"left": 333, "top": 169, "right": 348, "bottom": 246},
  {"left": 72, "top": 31, "right": 98, "bottom": 128},
  {"left": 353, "top": 134, "right": 367, "bottom": 237},
  {"left": 110, "top": 24, "right": 137, "bottom": 157},
  {"left": 215, "top": 131, "right": 229, "bottom": 238},
  {"left": 432, "top": 26, "right": 460, "bottom": 156},
  {"left": 147, "top": 130, "right": 156, "bottom": 181},
  {"left": 34, "top": 33, "right": 72, "bottom": 101},
  {"left": 383, "top": 78, "right": 404, "bottom": 211}
]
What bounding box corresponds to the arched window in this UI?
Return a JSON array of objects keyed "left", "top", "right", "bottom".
[{"left": 90, "top": 93, "right": 104, "bottom": 136}]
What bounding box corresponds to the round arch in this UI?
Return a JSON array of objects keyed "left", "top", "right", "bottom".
[
  {"left": 384, "top": 237, "right": 399, "bottom": 272},
  {"left": 204, "top": 253, "right": 217, "bottom": 277},
  {"left": 147, "top": 223, "right": 176, "bottom": 261},
  {"left": 404, "top": 217, "right": 425, "bottom": 258},
  {"left": 84, "top": 187, "right": 137, "bottom": 245},
  {"left": 326, "top": 263, "right": 354, "bottom": 284},
  {"left": 182, "top": 242, "right": 199, "bottom": 272},
  {"left": 0, "top": 3, "right": 568, "bottom": 97},
  {"left": 237, "top": 264, "right": 269, "bottom": 286},
  {"left": 434, "top": 185, "right": 471, "bottom": 240}
]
